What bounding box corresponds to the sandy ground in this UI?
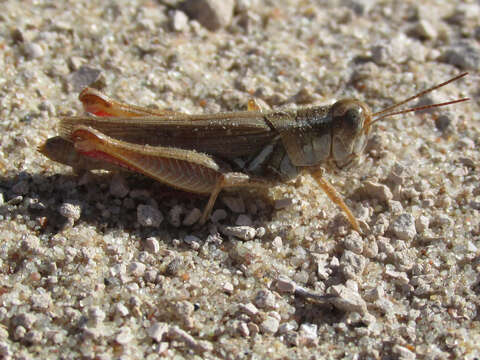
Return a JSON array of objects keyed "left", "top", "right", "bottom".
[{"left": 0, "top": 0, "right": 479, "bottom": 359}]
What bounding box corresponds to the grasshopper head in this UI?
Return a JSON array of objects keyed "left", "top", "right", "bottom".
[{"left": 330, "top": 99, "right": 372, "bottom": 168}]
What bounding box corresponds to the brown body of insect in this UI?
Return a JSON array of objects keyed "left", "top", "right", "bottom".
[{"left": 39, "top": 73, "right": 469, "bottom": 231}]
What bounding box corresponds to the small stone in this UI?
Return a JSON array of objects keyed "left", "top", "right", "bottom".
[
  {"left": 23, "top": 42, "right": 44, "bottom": 59},
  {"left": 24, "top": 330, "right": 42, "bottom": 344},
  {"left": 115, "top": 303, "right": 129, "bottom": 317},
  {"left": 70, "top": 65, "right": 106, "bottom": 92},
  {"left": 274, "top": 198, "right": 292, "bottom": 210},
  {"left": 13, "top": 313, "right": 36, "bottom": 329},
  {"left": 237, "top": 322, "right": 250, "bottom": 337},
  {"left": 255, "top": 227, "right": 266, "bottom": 238},
  {"left": 389, "top": 213, "right": 417, "bottom": 241},
  {"left": 221, "top": 196, "right": 245, "bottom": 213},
  {"left": 457, "top": 137, "right": 475, "bottom": 150},
  {"left": 260, "top": 316, "right": 279, "bottom": 334},
  {"left": 210, "top": 209, "right": 227, "bottom": 222},
  {"left": 144, "top": 237, "right": 160, "bottom": 254},
  {"left": 172, "top": 10, "right": 189, "bottom": 31},
  {"left": 12, "top": 180, "right": 29, "bottom": 195},
  {"left": 238, "top": 303, "right": 258, "bottom": 317},
  {"left": 59, "top": 202, "right": 81, "bottom": 222},
  {"left": 361, "top": 181, "right": 393, "bottom": 202},
  {"left": 220, "top": 225, "right": 256, "bottom": 241},
  {"left": 340, "top": 250, "right": 367, "bottom": 279},
  {"left": 109, "top": 174, "right": 129, "bottom": 198},
  {"left": 392, "top": 344, "right": 416, "bottom": 360},
  {"left": 247, "top": 322, "right": 259, "bottom": 337},
  {"left": 311, "top": 253, "right": 331, "bottom": 280},
  {"left": 415, "top": 215, "right": 429, "bottom": 233},
  {"left": 254, "top": 290, "right": 277, "bottom": 309},
  {"left": 129, "top": 262, "right": 146, "bottom": 277},
  {"left": 184, "top": 235, "right": 201, "bottom": 249},
  {"left": 182, "top": 208, "right": 202, "bottom": 226},
  {"left": 67, "top": 56, "right": 87, "bottom": 71},
  {"left": 276, "top": 276, "right": 296, "bottom": 293},
  {"left": 180, "top": 0, "right": 234, "bottom": 31},
  {"left": 343, "top": 232, "right": 364, "bottom": 254},
  {"left": 388, "top": 200, "right": 404, "bottom": 214},
  {"left": 166, "top": 257, "right": 183, "bottom": 276},
  {"left": 144, "top": 269, "right": 158, "bottom": 283},
  {"left": 115, "top": 327, "right": 133, "bottom": 345},
  {"left": 88, "top": 307, "right": 106, "bottom": 324},
  {"left": 148, "top": 322, "right": 168, "bottom": 342},
  {"left": 272, "top": 236, "right": 282, "bottom": 249},
  {"left": 14, "top": 326, "right": 26, "bottom": 341},
  {"left": 329, "top": 284, "right": 368, "bottom": 314},
  {"left": 235, "top": 214, "right": 253, "bottom": 226},
  {"left": 137, "top": 204, "right": 163, "bottom": 227},
  {"left": 411, "top": 20, "right": 437, "bottom": 40},
  {"left": 223, "top": 282, "right": 234, "bottom": 294},
  {"left": 298, "top": 323, "right": 318, "bottom": 346},
  {"left": 168, "top": 205, "right": 183, "bottom": 227},
  {"left": 441, "top": 40, "right": 480, "bottom": 70},
  {"left": 435, "top": 114, "right": 452, "bottom": 131}
]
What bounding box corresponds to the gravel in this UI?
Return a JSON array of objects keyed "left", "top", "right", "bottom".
[{"left": 0, "top": 0, "right": 479, "bottom": 359}]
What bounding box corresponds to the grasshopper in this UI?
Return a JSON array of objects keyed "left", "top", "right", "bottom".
[{"left": 39, "top": 73, "right": 469, "bottom": 231}]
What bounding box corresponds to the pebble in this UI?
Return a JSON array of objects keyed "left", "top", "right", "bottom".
[
  {"left": 220, "top": 225, "right": 256, "bottom": 241},
  {"left": 247, "top": 322, "right": 259, "bottom": 337},
  {"left": 59, "top": 202, "right": 81, "bottom": 221},
  {"left": 23, "top": 42, "right": 44, "bottom": 59},
  {"left": 441, "top": 40, "right": 480, "bottom": 70},
  {"left": 260, "top": 316, "right": 279, "bottom": 334},
  {"left": 109, "top": 174, "right": 129, "bottom": 198},
  {"left": 144, "top": 237, "right": 160, "bottom": 254},
  {"left": 340, "top": 250, "right": 367, "bottom": 279},
  {"left": 172, "top": 10, "right": 189, "bottom": 31},
  {"left": 148, "top": 322, "right": 168, "bottom": 342},
  {"left": 137, "top": 204, "right": 163, "bottom": 227},
  {"left": 12, "top": 180, "right": 29, "bottom": 195},
  {"left": 88, "top": 307, "right": 106, "bottom": 325},
  {"left": 415, "top": 215, "right": 430, "bottom": 233},
  {"left": 411, "top": 20, "right": 438, "bottom": 40},
  {"left": 144, "top": 269, "right": 158, "bottom": 283},
  {"left": 129, "top": 261, "right": 146, "bottom": 277},
  {"left": 275, "top": 276, "right": 296, "bottom": 293},
  {"left": 223, "top": 282, "right": 234, "bottom": 294},
  {"left": 329, "top": 284, "right": 368, "bottom": 314},
  {"left": 238, "top": 303, "right": 259, "bottom": 317},
  {"left": 221, "top": 196, "right": 245, "bottom": 213},
  {"left": 168, "top": 205, "right": 183, "bottom": 227},
  {"left": 237, "top": 321, "right": 250, "bottom": 337},
  {"left": 392, "top": 344, "right": 416, "bottom": 360},
  {"left": 210, "top": 209, "right": 227, "bottom": 222},
  {"left": 115, "top": 303, "right": 129, "bottom": 317},
  {"left": 343, "top": 232, "right": 364, "bottom": 255},
  {"left": 13, "top": 313, "right": 36, "bottom": 329},
  {"left": 165, "top": 257, "right": 183, "bottom": 276},
  {"left": 70, "top": 65, "right": 106, "bottom": 92},
  {"left": 168, "top": 326, "right": 212, "bottom": 353},
  {"left": 254, "top": 290, "right": 277, "bottom": 309},
  {"left": 181, "top": 0, "right": 234, "bottom": 31},
  {"left": 389, "top": 213, "right": 417, "bottom": 241},
  {"left": 115, "top": 327, "right": 133, "bottom": 345},
  {"left": 235, "top": 214, "right": 253, "bottom": 226},
  {"left": 182, "top": 208, "right": 202, "bottom": 226},
  {"left": 361, "top": 181, "right": 393, "bottom": 202},
  {"left": 298, "top": 323, "right": 318, "bottom": 346}
]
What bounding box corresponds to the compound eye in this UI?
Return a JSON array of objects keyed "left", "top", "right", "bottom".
[{"left": 332, "top": 101, "right": 364, "bottom": 134}]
